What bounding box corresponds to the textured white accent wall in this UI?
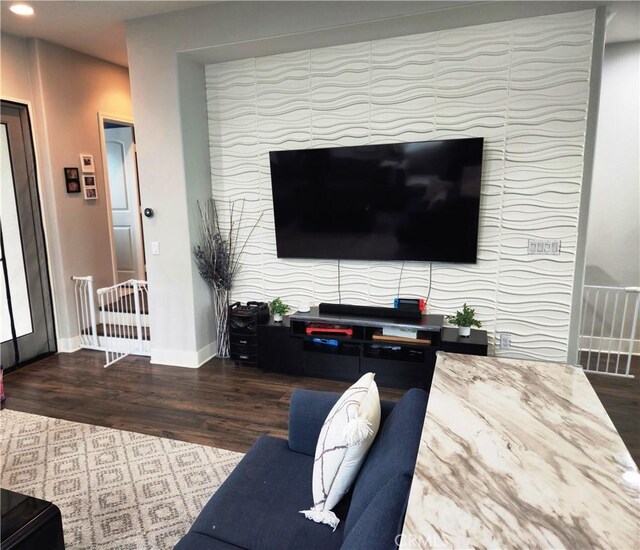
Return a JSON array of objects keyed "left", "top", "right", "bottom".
[{"left": 206, "top": 10, "right": 596, "bottom": 361}]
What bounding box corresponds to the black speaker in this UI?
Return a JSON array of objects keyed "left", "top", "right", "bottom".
[
  {"left": 318, "top": 302, "right": 422, "bottom": 320},
  {"left": 229, "top": 302, "right": 269, "bottom": 365}
]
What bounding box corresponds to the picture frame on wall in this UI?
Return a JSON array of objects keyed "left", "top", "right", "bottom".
[
  {"left": 84, "top": 186, "right": 98, "bottom": 200},
  {"left": 64, "top": 167, "right": 81, "bottom": 193},
  {"left": 80, "top": 154, "right": 95, "bottom": 173},
  {"left": 83, "top": 175, "right": 96, "bottom": 187}
]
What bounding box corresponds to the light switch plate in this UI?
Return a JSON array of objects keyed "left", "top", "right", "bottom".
[{"left": 528, "top": 239, "right": 561, "bottom": 255}]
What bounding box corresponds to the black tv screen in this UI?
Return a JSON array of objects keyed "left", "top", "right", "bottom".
[{"left": 269, "top": 137, "right": 483, "bottom": 263}]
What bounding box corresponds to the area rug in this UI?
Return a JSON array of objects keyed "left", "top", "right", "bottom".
[{"left": 0, "top": 409, "right": 243, "bottom": 549}]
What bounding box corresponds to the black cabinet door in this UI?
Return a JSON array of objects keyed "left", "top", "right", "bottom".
[
  {"left": 440, "top": 327, "right": 488, "bottom": 356},
  {"left": 257, "top": 320, "right": 303, "bottom": 375}
]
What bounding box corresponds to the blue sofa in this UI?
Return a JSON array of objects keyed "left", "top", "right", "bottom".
[{"left": 175, "top": 387, "right": 428, "bottom": 550}]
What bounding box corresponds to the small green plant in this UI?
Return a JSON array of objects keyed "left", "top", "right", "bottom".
[
  {"left": 269, "top": 297, "right": 290, "bottom": 316},
  {"left": 446, "top": 303, "right": 482, "bottom": 328}
]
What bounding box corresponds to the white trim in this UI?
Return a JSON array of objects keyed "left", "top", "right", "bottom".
[
  {"left": 580, "top": 337, "right": 640, "bottom": 356},
  {"left": 0, "top": 95, "right": 63, "bottom": 353},
  {"left": 150, "top": 348, "right": 200, "bottom": 368},
  {"left": 197, "top": 340, "right": 217, "bottom": 366},
  {"left": 57, "top": 336, "right": 81, "bottom": 353},
  {"left": 151, "top": 340, "right": 217, "bottom": 368}
]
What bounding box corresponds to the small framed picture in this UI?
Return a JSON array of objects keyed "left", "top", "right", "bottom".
[
  {"left": 80, "top": 154, "right": 95, "bottom": 173},
  {"left": 83, "top": 175, "right": 96, "bottom": 187},
  {"left": 84, "top": 187, "right": 98, "bottom": 200},
  {"left": 64, "top": 167, "right": 81, "bottom": 193}
]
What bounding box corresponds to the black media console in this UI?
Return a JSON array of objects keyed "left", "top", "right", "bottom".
[{"left": 256, "top": 306, "right": 487, "bottom": 390}]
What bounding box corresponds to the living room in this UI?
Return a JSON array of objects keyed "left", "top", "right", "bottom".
[{"left": 1, "top": 1, "right": 639, "bottom": 549}]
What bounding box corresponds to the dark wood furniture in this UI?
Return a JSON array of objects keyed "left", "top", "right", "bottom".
[
  {"left": 441, "top": 327, "right": 488, "bottom": 356},
  {"left": 258, "top": 307, "right": 489, "bottom": 390},
  {"left": 289, "top": 308, "right": 445, "bottom": 389},
  {"left": 1, "top": 489, "right": 64, "bottom": 550},
  {"left": 257, "top": 317, "right": 302, "bottom": 375}
]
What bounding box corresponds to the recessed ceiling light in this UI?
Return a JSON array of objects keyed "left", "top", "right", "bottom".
[{"left": 9, "top": 3, "right": 35, "bottom": 16}]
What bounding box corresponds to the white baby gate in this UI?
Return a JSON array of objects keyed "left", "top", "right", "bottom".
[
  {"left": 72, "top": 276, "right": 150, "bottom": 367},
  {"left": 579, "top": 285, "right": 639, "bottom": 377}
]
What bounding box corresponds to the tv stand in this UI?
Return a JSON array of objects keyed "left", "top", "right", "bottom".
[
  {"left": 289, "top": 307, "right": 444, "bottom": 389},
  {"left": 256, "top": 306, "right": 488, "bottom": 390}
]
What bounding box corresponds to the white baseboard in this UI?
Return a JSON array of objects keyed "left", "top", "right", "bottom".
[
  {"left": 197, "top": 340, "right": 217, "bottom": 367},
  {"left": 57, "top": 336, "right": 81, "bottom": 353},
  {"left": 150, "top": 340, "right": 217, "bottom": 368}
]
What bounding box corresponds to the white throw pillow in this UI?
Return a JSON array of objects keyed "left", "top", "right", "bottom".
[{"left": 300, "top": 372, "right": 381, "bottom": 530}]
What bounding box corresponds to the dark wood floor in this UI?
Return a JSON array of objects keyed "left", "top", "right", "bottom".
[
  {"left": 1, "top": 350, "right": 403, "bottom": 453},
  {"left": 3, "top": 350, "right": 638, "bottom": 464},
  {"left": 583, "top": 352, "right": 639, "bottom": 464}
]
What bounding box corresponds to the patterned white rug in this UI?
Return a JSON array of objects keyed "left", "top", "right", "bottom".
[{"left": 0, "top": 409, "right": 243, "bottom": 549}]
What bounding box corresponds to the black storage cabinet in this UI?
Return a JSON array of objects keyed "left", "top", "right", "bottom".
[
  {"left": 257, "top": 317, "right": 303, "bottom": 375},
  {"left": 229, "top": 302, "right": 268, "bottom": 366}
]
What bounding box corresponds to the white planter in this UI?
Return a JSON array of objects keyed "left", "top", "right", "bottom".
[
  {"left": 273, "top": 313, "right": 283, "bottom": 322},
  {"left": 458, "top": 326, "right": 471, "bottom": 337}
]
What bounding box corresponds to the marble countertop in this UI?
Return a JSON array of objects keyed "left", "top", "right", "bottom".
[{"left": 400, "top": 352, "right": 640, "bottom": 549}]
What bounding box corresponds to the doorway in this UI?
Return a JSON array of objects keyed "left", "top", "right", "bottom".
[
  {"left": 1, "top": 101, "right": 56, "bottom": 369},
  {"left": 99, "top": 116, "right": 145, "bottom": 283}
]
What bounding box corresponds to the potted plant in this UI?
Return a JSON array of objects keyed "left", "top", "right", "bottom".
[
  {"left": 269, "top": 298, "right": 290, "bottom": 322},
  {"left": 446, "top": 303, "right": 481, "bottom": 337}
]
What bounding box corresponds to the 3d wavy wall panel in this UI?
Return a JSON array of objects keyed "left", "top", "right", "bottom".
[{"left": 206, "top": 10, "right": 596, "bottom": 361}]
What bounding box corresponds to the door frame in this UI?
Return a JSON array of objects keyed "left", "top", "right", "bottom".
[
  {"left": 1, "top": 96, "right": 61, "bottom": 349},
  {"left": 1, "top": 98, "right": 58, "bottom": 365},
  {"left": 97, "top": 112, "right": 145, "bottom": 284}
]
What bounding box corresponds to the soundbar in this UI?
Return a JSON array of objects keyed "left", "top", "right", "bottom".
[{"left": 318, "top": 303, "right": 422, "bottom": 320}]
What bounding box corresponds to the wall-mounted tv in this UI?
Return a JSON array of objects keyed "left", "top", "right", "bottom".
[{"left": 269, "top": 137, "right": 484, "bottom": 263}]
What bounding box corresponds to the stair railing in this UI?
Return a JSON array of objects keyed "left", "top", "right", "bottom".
[
  {"left": 72, "top": 275, "right": 99, "bottom": 349},
  {"left": 580, "top": 286, "right": 640, "bottom": 377},
  {"left": 97, "top": 279, "right": 149, "bottom": 368}
]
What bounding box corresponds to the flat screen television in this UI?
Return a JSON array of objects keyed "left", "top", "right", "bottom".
[{"left": 269, "top": 137, "right": 484, "bottom": 263}]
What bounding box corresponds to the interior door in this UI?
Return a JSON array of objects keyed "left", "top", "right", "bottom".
[
  {"left": 1, "top": 101, "right": 56, "bottom": 369},
  {"left": 105, "top": 126, "right": 144, "bottom": 282}
]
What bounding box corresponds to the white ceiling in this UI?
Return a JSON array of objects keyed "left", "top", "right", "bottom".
[
  {"left": 0, "top": 1, "right": 212, "bottom": 67},
  {"left": 1, "top": 1, "right": 638, "bottom": 68}
]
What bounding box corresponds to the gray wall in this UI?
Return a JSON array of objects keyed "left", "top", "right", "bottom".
[
  {"left": 586, "top": 41, "right": 640, "bottom": 288},
  {"left": 1, "top": 34, "right": 133, "bottom": 349},
  {"left": 582, "top": 41, "right": 640, "bottom": 345}
]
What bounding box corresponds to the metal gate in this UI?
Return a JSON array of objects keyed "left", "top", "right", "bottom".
[
  {"left": 73, "top": 276, "right": 150, "bottom": 367},
  {"left": 579, "top": 286, "right": 640, "bottom": 377}
]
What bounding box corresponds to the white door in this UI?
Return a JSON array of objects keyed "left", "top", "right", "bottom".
[{"left": 105, "top": 126, "right": 145, "bottom": 282}]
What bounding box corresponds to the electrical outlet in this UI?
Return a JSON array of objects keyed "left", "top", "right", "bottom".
[
  {"left": 499, "top": 333, "right": 511, "bottom": 349},
  {"left": 528, "top": 239, "right": 561, "bottom": 255}
]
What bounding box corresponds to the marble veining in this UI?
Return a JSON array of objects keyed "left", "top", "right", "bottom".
[{"left": 400, "top": 352, "right": 640, "bottom": 549}]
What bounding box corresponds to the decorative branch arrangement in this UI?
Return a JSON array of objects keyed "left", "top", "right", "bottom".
[
  {"left": 193, "top": 198, "right": 262, "bottom": 357},
  {"left": 193, "top": 198, "right": 261, "bottom": 292}
]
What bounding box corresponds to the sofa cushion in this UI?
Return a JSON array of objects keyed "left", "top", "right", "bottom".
[
  {"left": 343, "top": 387, "right": 427, "bottom": 537},
  {"left": 340, "top": 473, "right": 413, "bottom": 550},
  {"left": 188, "top": 435, "right": 344, "bottom": 550},
  {"left": 174, "top": 531, "right": 243, "bottom": 549},
  {"left": 302, "top": 373, "right": 381, "bottom": 530}
]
